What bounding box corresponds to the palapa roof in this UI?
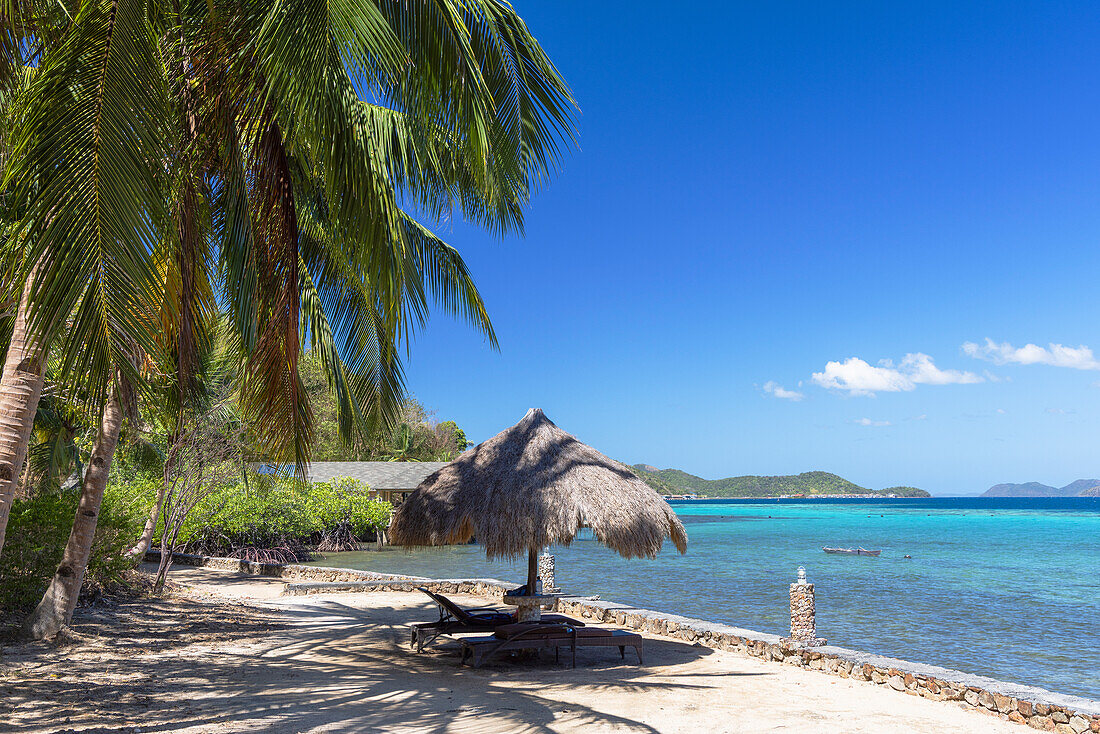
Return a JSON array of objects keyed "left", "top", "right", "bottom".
[{"left": 389, "top": 408, "right": 688, "bottom": 560}]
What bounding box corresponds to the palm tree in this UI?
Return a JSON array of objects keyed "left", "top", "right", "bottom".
[
  {"left": 381, "top": 423, "right": 426, "bottom": 461},
  {"left": 3, "top": 0, "right": 575, "bottom": 635},
  {"left": 0, "top": 263, "right": 47, "bottom": 551},
  {"left": 0, "top": 60, "right": 46, "bottom": 551}
]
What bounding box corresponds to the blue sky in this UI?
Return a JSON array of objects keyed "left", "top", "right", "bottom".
[{"left": 400, "top": 1, "right": 1100, "bottom": 495}]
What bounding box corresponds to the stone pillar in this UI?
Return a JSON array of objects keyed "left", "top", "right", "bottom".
[
  {"left": 538, "top": 553, "right": 559, "bottom": 593},
  {"left": 782, "top": 566, "right": 826, "bottom": 648}
]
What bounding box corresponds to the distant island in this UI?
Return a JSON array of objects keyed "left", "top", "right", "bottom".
[
  {"left": 630, "top": 466, "right": 931, "bottom": 498},
  {"left": 981, "top": 479, "right": 1100, "bottom": 497}
]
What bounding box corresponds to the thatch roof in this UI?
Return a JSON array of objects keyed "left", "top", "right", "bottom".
[{"left": 389, "top": 408, "right": 688, "bottom": 560}]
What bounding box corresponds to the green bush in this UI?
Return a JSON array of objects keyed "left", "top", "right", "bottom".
[
  {"left": 89, "top": 482, "right": 152, "bottom": 590},
  {"left": 171, "top": 476, "right": 392, "bottom": 560},
  {"left": 0, "top": 492, "right": 70, "bottom": 612},
  {"left": 0, "top": 483, "right": 147, "bottom": 614},
  {"left": 310, "top": 477, "right": 393, "bottom": 536}
]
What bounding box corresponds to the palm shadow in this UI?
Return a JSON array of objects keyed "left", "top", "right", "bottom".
[{"left": 4, "top": 592, "right": 769, "bottom": 734}]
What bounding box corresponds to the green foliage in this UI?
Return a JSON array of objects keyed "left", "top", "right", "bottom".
[
  {"left": 173, "top": 477, "right": 392, "bottom": 557},
  {"left": 89, "top": 482, "right": 151, "bottom": 590},
  {"left": 437, "top": 421, "right": 467, "bottom": 453},
  {"left": 298, "top": 372, "right": 469, "bottom": 463},
  {"left": 0, "top": 483, "right": 147, "bottom": 613},
  {"left": 314, "top": 479, "right": 393, "bottom": 536},
  {"left": 631, "top": 465, "right": 931, "bottom": 498},
  {"left": 0, "top": 492, "right": 69, "bottom": 612}
]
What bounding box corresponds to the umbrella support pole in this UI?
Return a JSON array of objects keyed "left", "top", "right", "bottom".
[{"left": 527, "top": 549, "right": 538, "bottom": 593}]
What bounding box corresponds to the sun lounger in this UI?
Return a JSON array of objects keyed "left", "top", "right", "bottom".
[
  {"left": 410, "top": 588, "right": 583, "bottom": 652},
  {"left": 459, "top": 622, "right": 644, "bottom": 668}
]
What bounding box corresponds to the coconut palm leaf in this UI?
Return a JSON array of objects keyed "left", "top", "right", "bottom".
[
  {"left": 2, "top": 0, "right": 575, "bottom": 478},
  {"left": 251, "top": 0, "right": 576, "bottom": 237},
  {"left": 5, "top": 0, "right": 171, "bottom": 408},
  {"left": 376, "top": 0, "right": 576, "bottom": 194},
  {"left": 233, "top": 117, "right": 314, "bottom": 471}
]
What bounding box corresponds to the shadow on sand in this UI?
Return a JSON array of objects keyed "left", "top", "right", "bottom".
[{"left": 4, "top": 593, "right": 769, "bottom": 733}]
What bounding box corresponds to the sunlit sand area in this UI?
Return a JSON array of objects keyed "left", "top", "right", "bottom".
[{"left": 2, "top": 565, "right": 1023, "bottom": 734}]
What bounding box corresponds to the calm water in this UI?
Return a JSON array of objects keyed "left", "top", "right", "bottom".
[{"left": 312, "top": 497, "right": 1100, "bottom": 700}]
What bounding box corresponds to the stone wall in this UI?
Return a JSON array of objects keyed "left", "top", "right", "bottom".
[
  {"left": 549, "top": 595, "right": 1100, "bottom": 733},
  {"left": 142, "top": 550, "right": 425, "bottom": 584},
  {"left": 152, "top": 552, "right": 1100, "bottom": 733}
]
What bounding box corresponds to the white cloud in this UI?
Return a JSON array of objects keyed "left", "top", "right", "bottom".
[
  {"left": 901, "top": 353, "right": 984, "bottom": 386},
  {"left": 811, "top": 353, "right": 982, "bottom": 396},
  {"left": 996, "top": 408, "right": 1006, "bottom": 415},
  {"left": 763, "top": 381, "right": 805, "bottom": 401},
  {"left": 854, "top": 417, "right": 891, "bottom": 427},
  {"left": 811, "top": 358, "right": 912, "bottom": 396},
  {"left": 963, "top": 339, "right": 1100, "bottom": 370},
  {"left": 1045, "top": 407, "right": 1076, "bottom": 415}
]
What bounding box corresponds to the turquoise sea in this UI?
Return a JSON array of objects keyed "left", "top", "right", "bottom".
[{"left": 311, "top": 497, "right": 1100, "bottom": 700}]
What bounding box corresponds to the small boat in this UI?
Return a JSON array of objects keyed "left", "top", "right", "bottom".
[{"left": 823, "top": 546, "right": 881, "bottom": 556}]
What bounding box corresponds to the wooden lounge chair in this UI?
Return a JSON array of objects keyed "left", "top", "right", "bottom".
[
  {"left": 410, "top": 588, "right": 583, "bottom": 652},
  {"left": 460, "top": 622, "right": 644, "bottom": 668}
]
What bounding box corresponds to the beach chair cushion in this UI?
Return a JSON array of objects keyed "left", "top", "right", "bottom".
[
  {"left": 492, "top": 622, "right": 612, "bottom": 639},
  {"left": 493, "top": 623, "right": 565, "bottom": 639},
  {"left": 463, "top": 626, "right": 645, "bottom": 667},
  {"left": 573, "top": 627, "right": 616, "bottom": 638},
  {"left": 535, "top": 613, "right": 586, "bottom": 627}
]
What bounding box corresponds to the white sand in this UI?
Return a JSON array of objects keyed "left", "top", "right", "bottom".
[{"left": 1, "top": 565, "right": 1023, "bottom": 733}]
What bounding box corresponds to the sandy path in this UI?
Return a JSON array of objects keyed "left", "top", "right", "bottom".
[{"left": 1, "top": 565, "right": 1022, "bottom": 733}]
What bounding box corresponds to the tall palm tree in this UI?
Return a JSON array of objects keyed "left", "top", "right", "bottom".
[
  {"left": 0, "top": 53, "right": 45, "bottom": 553},
  {"left": 3, "top": 0, "right": 575, "bottom": 635}
]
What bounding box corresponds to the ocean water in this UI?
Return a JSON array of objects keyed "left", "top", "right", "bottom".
[{"left": 311, "top": 497, "right": 1100, "bottom": 700}]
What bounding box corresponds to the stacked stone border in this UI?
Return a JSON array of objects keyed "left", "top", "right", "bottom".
[
  {"left": 143, "top": 550, "right": 428, "bottom": 584},
  {"left": 147, "top": 552, "right": 1100, "bottom": 733}
]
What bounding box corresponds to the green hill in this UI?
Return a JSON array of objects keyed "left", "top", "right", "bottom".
[
  {"left": 630, "top": 466, "right": 930, "bottom": 498},
  {"left": 981, "top": 479, "right": 1100, "bottom": 497},
  {"left": 878, "top": 486, "right": 929, "bottom": 497}
]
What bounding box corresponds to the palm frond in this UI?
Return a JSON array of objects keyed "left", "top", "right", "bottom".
[
  {"left": 377, "top": 0, "right": 577, "bottom": 215},
  {"left": 234, "top": 118, "right": 314, "bottom": 472},
  {"left": 6, "top": 0, "right": 171, "bottom": 409},
  {"left": 403, "top": 214, "right": 495, "bottom": 346}
]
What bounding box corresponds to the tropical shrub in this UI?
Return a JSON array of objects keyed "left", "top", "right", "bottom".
[
  {"left": 0, "top": 484, "right": 147, "bottom": 614},
  {"left": 174, "top": 477, "right": 392, "bottom": 562},
  {"left": 0, "top": 492, "right": 71, "bottom": 613}
]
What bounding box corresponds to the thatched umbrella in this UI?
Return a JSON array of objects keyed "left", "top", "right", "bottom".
[{"left": 389, "top": 408, "right": 688, "bottom": 593}]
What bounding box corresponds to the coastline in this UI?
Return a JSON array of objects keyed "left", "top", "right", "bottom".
[{"left": 144, "top": 551, "right": 1100, "bottom": 731}]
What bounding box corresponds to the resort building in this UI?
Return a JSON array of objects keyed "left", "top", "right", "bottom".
[{"left": 304, "top": 461, "right": 448, "bottom": 506}]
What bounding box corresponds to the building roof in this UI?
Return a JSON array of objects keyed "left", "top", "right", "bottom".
[{"left": 305, "top": 461, "right": 450, "bottom": 490}]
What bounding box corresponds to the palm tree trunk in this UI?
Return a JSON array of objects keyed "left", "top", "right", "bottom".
[
  {"left": 126, "top": 482, "right": 167, "bottom": 560},
  {"left": 0, "top": 265, "right": 47, "bottom": 556},
  {"left": 23, "top": 381, "right": 123, "bottom": 639}
]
